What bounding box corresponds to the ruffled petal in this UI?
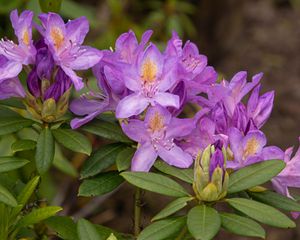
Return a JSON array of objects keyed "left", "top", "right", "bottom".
[
  {"left": 131, "top": 142, "right": 158, "bottom": 172},
  {"left": 116, "top": 93, "right": 149, "bottom": 118}
]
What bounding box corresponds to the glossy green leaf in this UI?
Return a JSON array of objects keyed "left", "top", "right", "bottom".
[
  {"left": 35, "top": 127, "right": 55, "bottom": 174},
  {"left": 45, "top": 216, "right": 78, "bottom": 240},
  {"left": 81, "top": 119, "right": 132, "bottom": 143},
  {"left": 228, "top": 160, "right": 285, "bottom": 193},
  {"left": 226, "top": 198, "right": 295, "bottom": 228},
  {"left": 187, "top": 205, "right": 221, "bottom": 240},
  {"left": 53, "top": 144, "right": 78, "bottom": 177},
  {"left": 154, "top": 160, "right": 194, "bottom": 183},
  {"left": 79, "top": 171, "right": 124, "bottom": 197},
  {"left": 249, "top": 191, "right": 300, "bottom": 211},
  {"left": 152, "top": 197, "right": 194, "bottom": 221},
  {"left": 0, "top": 156, "right": 29, "bottom": 173},
  {"left": 0, "top": 183, "right": 17, "bottom": 207},
  {"left": 81, "top": 143, "right": 126, "bottom": 179},
  {"left": 121, "top": 172, "right": 190, "bottom": 197},
  {"left": 39, "top": 0, "right": 62, "bottom": 13},
  {"left": 116, "top": 147, "right": 135, "bottom": 171},
  {"left": 138, "top": 217, "right": 186, "bottom": 240},
  {"left": 220, "top": 213, "right": 265, "bottom": 239},
  {"left": 52, "top": 129, "right": 92, "bottom": 155},
  {"left": 0, "top": 117, "right": 33, "bottom": 135},
  {"left": 77, "top": 219, "right": 101, "bottom": 240},
  {"left": 15, "top": 206, "right": 62, "bottom": 229},
  {"left": 11, "top": 139, "right": 36, "bottom": 153}
]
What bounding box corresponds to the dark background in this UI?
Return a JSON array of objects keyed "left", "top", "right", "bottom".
[{"left": 1, "top": 0, "right": 300, "bottom": 239}]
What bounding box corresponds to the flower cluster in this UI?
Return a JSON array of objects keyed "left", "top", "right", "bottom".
[
  {"left": 1, "top": 10, "right": 300, "bottom": 216},
  {"left": 0, "top": 10, "right": 102, "bottom": 122}
]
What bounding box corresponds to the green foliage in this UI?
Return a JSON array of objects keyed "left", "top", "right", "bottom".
[
  {"left": 11, "top": 139, "right": 36, "bottom": 153},
  {"left": 220, "top": 213, "right": 265, "bottom": 239},
  {"left": 226, "top": 198, "right": 296, "bottom": 228},
  {"left": 81, "top": 143, "right": 127, "bottom": 179},
  {"left": 52, "top": 128, "right": 92, "bottom": 155},
  {"left": 0, "top": 183, "right": 17, "bottom": 207},
  {"left": 121, "top": 171, "right": 190, "bottom": 197},
  {"left": 138, "top": 217, "right": 186, "bottom": 240},
  {"left": 45, "top": 216, "right": 78, "bottom": 240},
  {"left": 228, "top": 160, "right": 285, "bottom": 193},
  {"left": 77, "top": 218, "right": 102, "bottom": 240},
  {"left": 0, "top": 117, "right": 34, "bottom": 135},
  {"left": 79, "top": 171, "right": 124, "bottom": 197},
  {"left": 39, "top": 0, "right": 62, "bottom": 13},
  {"left": 35, "top": 127, "right": 55, "bottom": 174},
  {"left": 0, "top": 156, "right": 30, "bottom": 173},
  {"left": 187, "top": 205, "right": 221, "bottom": 240},
  {"left": 116, "top": 147, "right": 135, "bottom": 171}
]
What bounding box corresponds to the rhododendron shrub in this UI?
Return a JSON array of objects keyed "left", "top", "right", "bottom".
[{"left": 0, "top": 6, "right": 300, "bottom": 240}]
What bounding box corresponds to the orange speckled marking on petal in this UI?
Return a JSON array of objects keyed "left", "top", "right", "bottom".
[
  {"left": 243, "top": 137, "right": 260, "bottom": 159},
  {"left": 149, "top": 112, "right": 164, "bottom": 132},
  {"left": 50, "top": 27, "right": 64, "bottom": 49},
  {"left": 141, "top": 58, "right": 157, "bottom": 83}
]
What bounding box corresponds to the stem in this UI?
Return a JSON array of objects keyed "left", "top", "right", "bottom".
[
  {"left": 175, "top": 226, "right": 187, "bottom": 240},
  {"left": 134, "top": 187, "right": 142, "bottom": 237}
]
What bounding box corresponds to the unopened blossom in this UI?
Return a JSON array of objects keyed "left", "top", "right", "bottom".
[
  {"left": 121, "top": 105, "right": 194, "bottom": 171},
  {"left": 38, "top": 12, "right": 102, "bottom": 90},
  {"left": 193, "top": 143, "right": 229, "bottom": 202},
  {"left": 0, "top": 10, "right": 36, "bottom": 80},
  {"left": 272, "top": 138, "right": 300, "bottom": 218},
  {"left": 116, "top": 43, "right": 180, "bottom": 118},
  {"left": 227, "top": 127, "right": 284, "bottom": 169}
]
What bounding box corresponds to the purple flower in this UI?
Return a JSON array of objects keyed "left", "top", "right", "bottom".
[
  {"left": 0, "top": 10, "right": 36, "bottom": 81},
  {"left": 115, "top": 43, "right": 180, "bottom": 118},
  {"left": 38, "top": 12, "right": 102, "bottom": 90},
  {"left": 272, "top": 138, "right": 300, "bottom": 218},
  {"left": 121, "top": 105, "right": 194, "bottom": 171},
  {"left": 227, "top": 127, "right": 284, "bottom": 169}
]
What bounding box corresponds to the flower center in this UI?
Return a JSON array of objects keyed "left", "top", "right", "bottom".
[
  {"left": 50, "top": 27, "right": 64, "bottom": 49},
  {"left": 243, "top": 137, "right": 259, "bottom": 159},
  {"left": 141, "top": 58, "right": 157, "bottom": 84},
  {"left": 149, "top": 112, "right": 164, "bottom": 133},
  {"left": 22, "top": 29, "right": 30, "bottom": 46}
]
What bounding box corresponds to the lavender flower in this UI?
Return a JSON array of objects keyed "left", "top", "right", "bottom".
[
  {"left": 121, "top": 105, "right": 194, "bottom": 171},
  {"left": 38, "top": 12, "right": 102, "bottom": 90},
  {"left": 115, "top": 43, "right": 180, "bottom": 118},
  {"left": 0, "top": 10, "right": 36, "bottom": 80}
]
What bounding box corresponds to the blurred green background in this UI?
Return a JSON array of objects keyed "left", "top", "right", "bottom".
[{"left": 1, "top": 0, "right": 300, "bottom": 239}]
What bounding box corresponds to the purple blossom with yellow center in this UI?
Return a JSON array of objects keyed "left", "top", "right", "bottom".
[
  {"left": 38, "top": 12, "right": 102, "bottom": 90},
  {"left": 0, "top": 9, "right": 36, "bottom": 81},
  {"left": 121, "top": 105, "right": 194, "bottom": 171},
  {"left": 116, "top": 43, "right": 180, "bottom": 118}
]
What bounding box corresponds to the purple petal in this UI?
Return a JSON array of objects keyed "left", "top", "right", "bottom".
[
  {"left": 166, "top": 118, "right": 195, "bottom": 138},
  {"left": 164, "top": 31, "right": 182, "bottom": 57},
  {"left": 70, "top": 111, "right": 101, "bottom": 129},
  {"left": 66, "top": 16, "right": 89, "bottom": 45},
  {"left": 0, "top": 61, "right": 22, "bottom": 81},
  {"left": 157, "top": 56, "right": 178, "bottom": 91},
  {"left": 121, "top": 120, "right": 148, "bottom": 142},
  {"left": 261, "top": 146, "right": 284, "bottom": 160},
  {"left": 69, "top": 46, "right": 102, "bottom": 70},
  {"left": 241, "top": 130, "right": 267, "bottom": 157},
  {"left": 131, "top": 142, "right": 158, "bottom": 172},
  {"left": 153, "top": 92, "right": 179, "bottom": 109},
  {"left": 0, "top": 77, "right": 25, "bottom": 99},
  {"left": 116, "top": 93, "right": 149, "bottom": 118},
  {"left": 61, "top": 66, "right": 84, "bottom": 90},
  {"left": 27, "top": 69, "right": 40, "bottom": 97},
  {"left": 144, "top": 105, "right": 172, "bottom": 127},
  {"left": 157, "top": 144, "right": 193, "bottom": 168}
]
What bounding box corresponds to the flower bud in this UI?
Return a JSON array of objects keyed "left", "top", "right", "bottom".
[{"left": 193, "top": 144, "right": 229, "bottom": 202}]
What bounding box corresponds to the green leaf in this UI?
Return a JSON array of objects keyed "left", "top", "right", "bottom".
[
  {"left": 11, "top": 139, "right": 36, "bottom": 153},
  {"left": 0, "top": 117, "right": 33, "bottom": 135},
  {"left": 116, "top": 147, "right": 135, "bottom": 171},
  {"left": 81, "top": 119, "right": 132, "bottom": 143},
  {"left": 152, "top": 197, "right": 194, "bottom": 221},
  {"left": 53, "top": 144, "right": 78, "bottom": 177},
  {"left": 77, "top": 219, "right": 101, "bottom": 240},
  {"left": 79, "top": 171, "right": 124, "bottom": 197},
  {"left": 220, "top": 213, "right": 265, "bottom": 239},
  {"left": 39, "top": 0, "right": 62, "bottom": 13},
  {"left": 15, "top": 206, "right": 62, "bottom": 229},
  {"left": 0, "top": 183, "right": 17, "bottom": 207},
  {"left": 249, "top": 191, "right": 300, "bottom": 212},
  {"left": 10, "top": 176, "right": 41, "bottom": 219},
  {"left": 226, "top": 198, "right": 295, "bottom": 228},
  {"left": 81, "top": 143, "right": 126, "bottom": 179},
  {"left": 0, "top": 156, "right": 29, "bottom": 173},
  {"left": 52, "top": 129, "right": 92, "bottom": 155},
  {"left": 154, "top": 160, "right": 194, "bottom": 183},
  {"left": 45, "top": 216, "right": 78, "bottom": 240},
  {"left": 138, "top": 217, "right": 186, "bottom": 240},
  {"left": 121, "top": 172, "right": 190, "bottom": 197},
  {"left": 35, "top": 127, "right": 55, "bottom": 174},
  {"left": 228, "top": 160, "right": 285, "bottom": 193},
  {"left": 187, "top": 205, "right": 221, "bottom": 240}
]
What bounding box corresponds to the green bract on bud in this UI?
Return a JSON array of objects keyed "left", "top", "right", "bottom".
[{"left": 193, "top": 144, "right": 229, "bottom": 202}]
